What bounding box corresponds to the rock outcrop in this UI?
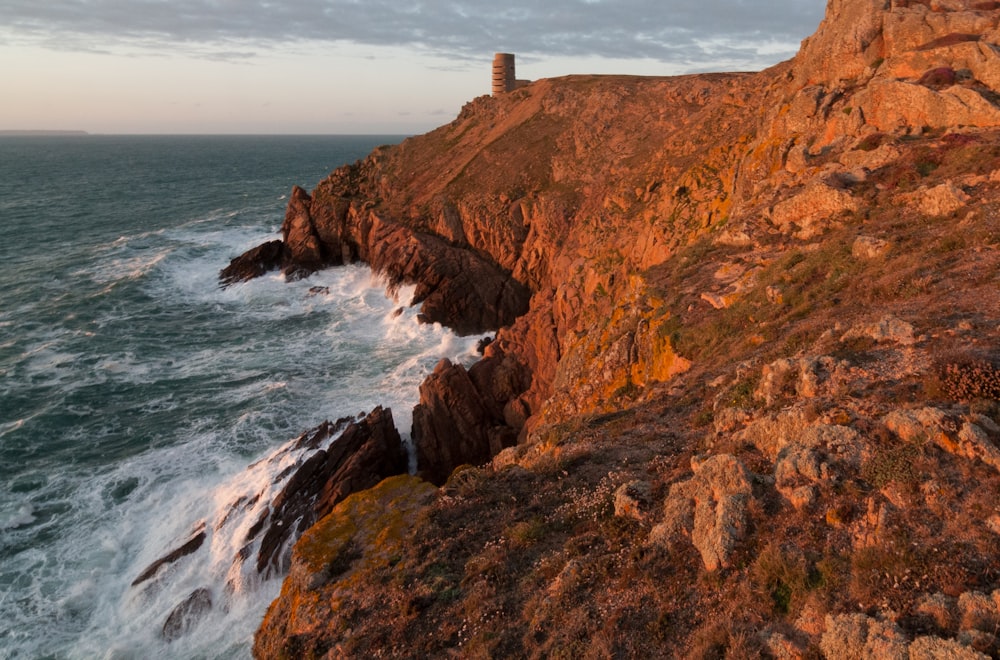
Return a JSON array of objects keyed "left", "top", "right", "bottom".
[
  {"left": 130, "top": 408, "right": 408, "bottom": 643},
  {"left": 227, "top": 0, "right": 1000, "bottom": 488},
  {"left": 250, "top": 407, "right": 407, "bottom": 577},
  {"left": 649, "top": 454, "right": 755, "bottom": 571},
  {"left": 254, "top": 475, "right": 437, "bottom": 659},
  {"left": 244, "top": 1, "right": 1000, "bottom": 655}
]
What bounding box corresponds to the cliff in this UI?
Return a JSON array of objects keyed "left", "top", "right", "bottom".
[{"left": 246, "top": 1, "right": 1000, "bottom": 656}]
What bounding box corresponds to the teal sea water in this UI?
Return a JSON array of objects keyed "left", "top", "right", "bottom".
[{"left": 0, "top": 136, "right": 479, "bottom": 658}]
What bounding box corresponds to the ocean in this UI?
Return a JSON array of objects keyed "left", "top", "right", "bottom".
[{"left": 0, "top": 135, "right": 481, "bottom": 658}]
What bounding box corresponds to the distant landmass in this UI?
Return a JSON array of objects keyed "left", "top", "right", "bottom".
[{"left": 0, "top": 130, "right": 89, "bottom": 136}]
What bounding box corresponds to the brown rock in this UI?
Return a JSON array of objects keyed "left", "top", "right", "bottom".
[
  {"left": 254, "top": 475, "right": 437, "bottom": 659},
  {"left": 853, "top": 235, "right": 891, "bottom": 259},
  {"left": 252, "top": 407, "right": 407, "bottom": 577},
  {"left": 280, "top": 185, "right": 324, "bottom": 277},
  {"left": 917, "top": 592, "right": 959, "bottom": 630},
  {"left": 899, "top": 181, "right": 971, "bottom": 216},
  {"left": 613, "top": 480, "right": 653, "bottom": 521},
  {"left": 412, "top": 358, "right": 521, "bottom": 485},
  {"left": 909, "top": 636, "right": 988, "bottom": 660},
  {"left": 958, "top": 591, "right": 1000, "bottom": 632}
]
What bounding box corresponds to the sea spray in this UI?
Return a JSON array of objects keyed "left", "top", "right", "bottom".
[{"left": 0, "top": 135, "right": 481, "bottom": 658}]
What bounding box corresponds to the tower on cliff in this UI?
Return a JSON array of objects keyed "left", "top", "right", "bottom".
[{"left": 492, "top": 53, "right": 516, "bottom": 96}]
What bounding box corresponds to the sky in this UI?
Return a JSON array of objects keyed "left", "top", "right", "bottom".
[{"left": 0, "top": 1, "right": 826, "bottom": 134}]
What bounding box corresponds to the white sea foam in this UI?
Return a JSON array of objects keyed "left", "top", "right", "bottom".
[
  {"left": 0, "top": 138, "right": 475, "bottom": 658},
  {"left": 1, "top": 239, "right": 483, "bottom": 659},
  {"left": 1, "top": 502, "right": 36, "bottom": 529}
]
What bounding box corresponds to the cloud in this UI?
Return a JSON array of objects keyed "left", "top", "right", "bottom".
[{"left": 2, "top": 0, "right": 825, "bottom": 70}]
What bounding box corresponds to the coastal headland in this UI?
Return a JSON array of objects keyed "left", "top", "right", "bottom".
[{"left": 214, "top": 0, "right": 1000, "bottom": 655}]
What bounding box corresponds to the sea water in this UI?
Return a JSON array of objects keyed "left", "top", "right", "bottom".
[{"left": 0, "top": 136, "right": 481, "bottom": 658}]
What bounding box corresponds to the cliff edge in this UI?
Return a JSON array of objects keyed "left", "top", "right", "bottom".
[{"left": 246, "top": 0, "right": 1000, "bottom": 656}]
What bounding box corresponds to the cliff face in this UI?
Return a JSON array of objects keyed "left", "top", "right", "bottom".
[{"left": 250, "top": 1, "right": 1000, "bottom": 656}]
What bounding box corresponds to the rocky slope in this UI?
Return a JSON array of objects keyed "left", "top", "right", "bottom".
[{"left": 240, "top": 0, "right": 1000, "bottom": 656}]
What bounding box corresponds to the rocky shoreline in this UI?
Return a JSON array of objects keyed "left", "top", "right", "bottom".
[{"left": 162, "top": 0, "right": 1000, "bottom": 655}]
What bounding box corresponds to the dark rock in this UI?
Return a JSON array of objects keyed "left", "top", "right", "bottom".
[
  {"left": 919, "top": 67, "right": 957, "bottom": 90},
  {"left": 476, "top": 336, "right": 494, "bottom": 354},
  {"left": 219, "top": 240, "right": 286, "bottom": 287},
  {"left": 131, "top": 523, "right": 207, "bottom": 587},
  {"left": 162, "top": 588, "right": 212, "bottom": 642},
  {"left": 253, "top": 407, "right": 407, "bottom": 577},
  {"left": 412, "top": 358, "right": 522, "bottom": 485}
]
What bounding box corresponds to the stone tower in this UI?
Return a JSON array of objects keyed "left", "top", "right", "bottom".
[{"left": 492, "top": 53, "right": 516, "bottom": 96}]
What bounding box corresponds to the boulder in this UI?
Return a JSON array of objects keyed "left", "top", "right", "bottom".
[
  {"left": 917, "top": 592, "right": 959, "bottom": 630},
  {"left": 899, "top": 182, "right": 971, "bottom": 217},
  {"left": 853, "top": 235, "right": 891, "bottom": 259},
  {"left": 856, "top": 80, "right": 1000, "bottom": 132},
  {"left": 613, "top": 481, "right": 653, "bottom": 522},
  {"left": 957, "top": 591, "right": 1000, "bottom": 632},
  {"left": 841, "top": 314, "right": 917, "bottom": 345},
  {"left": 649, "top": 454, "right": 754, "bottom": 571}
]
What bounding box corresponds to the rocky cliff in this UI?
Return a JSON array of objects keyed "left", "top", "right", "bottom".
[{"left": 245, "top": 0, "right": 1000, "bottom": 656}]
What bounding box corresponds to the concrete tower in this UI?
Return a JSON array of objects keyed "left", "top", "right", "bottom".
[{"left": 492, "top": 53, "right": 516, "bottom": 96}]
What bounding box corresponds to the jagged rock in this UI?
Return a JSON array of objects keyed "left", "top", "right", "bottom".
[
  {"left": 773, "top": 424, "right": 862, "bottom": 510},
  {"left": 649, "top": 454, "right": 754, "bottom": 571},
  {"left": 840, "top": 143, "right": 902, "bottom": 170},
  {"left": 162, "top": 588, "right": 212, "bottom": 642},
  {"left": 794, "top": 0, "right": 889, "bottom": 87},
  {"left": 219, "top": 240, "right": 287, "bottom": 287},
  {"left": 281, "top": 185, "right": 325, "bottom": 277},
  {"left": 756, "top": 356, "right": 844, "bottom": 406},
  {"left": 857, "top": 80, "right": 1000, "bottom": 132},
  {"left": 252, "top": 407, "right": 407, "bottom": 577},
  {"left": 762, "top": 630, "right": 809, "bottom": 660},
  {"left": 819, "top": 613, "right": 909, "bottom": 660},
  {"left": 412, "top": 358, "right": 520, "bottom": 485},
  {"left": 851, "top": 496, "right": 895, "bottom": 550},
  {"left": 957, "top": 630, "right": 998, "bottom": 656},
  {"left": 131, "top": 523, "right": 207, "bottom": 587},
  {"left": 884, "top": 407, "right": 1000, "bottom": 471},
  {"left": 737, "top": 407, "right": 813, "bottom": 459}
]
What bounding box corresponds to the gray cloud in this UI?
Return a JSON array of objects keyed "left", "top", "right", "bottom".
[{"left": 1, "top": 0, "right": 825, "bottom": 69}]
